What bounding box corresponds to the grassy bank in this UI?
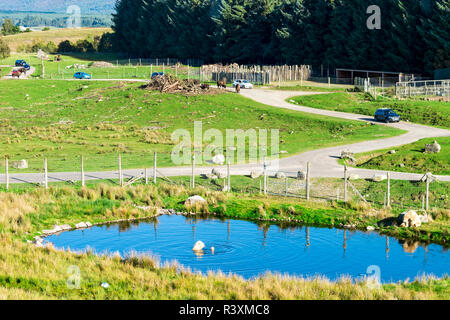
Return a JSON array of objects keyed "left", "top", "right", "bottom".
[
  {"left": 0, "top": 182, "right": 448, "bottom": 299},
  {"left": 290, "top": 92, "right": 450, "bottom": 129},
  {"left": 347, "top": 137, "right": 450, "bottom": 175},
  {"left": 0, "top": 80, "right": 402, "bottom": 173}
]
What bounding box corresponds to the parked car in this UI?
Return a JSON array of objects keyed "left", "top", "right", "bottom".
[
  {"left": 15, "top": 60, "right": 27, "bottom": 67},
  {"left": 232, "top": 79, "right": 253, "bottom": 89},
  {"left": 374, "top": 108, "right": 401, "bottom": 123},
  {"left": 11, "top": 69, "right": 22, "bottom": 78},
  {"left": 73, "top": 72, "right": 91, "bottom": 80},
  {"left": 23, "top": 63, "right": 31, "bottom": 71},
  {"left": 151, "top": 72, "right": 164, "bottom": 78}
]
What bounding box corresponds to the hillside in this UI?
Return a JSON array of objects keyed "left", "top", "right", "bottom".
[
  {"left": 0, "top": 0, "right": 115, "bottom": 14},
  {"left": 3, "top": 27, "right": 111, "bottom": 52}
]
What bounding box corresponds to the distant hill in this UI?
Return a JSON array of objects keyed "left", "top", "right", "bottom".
[{"left": 0, "top": 0, "right": 116, "bottom": 14}]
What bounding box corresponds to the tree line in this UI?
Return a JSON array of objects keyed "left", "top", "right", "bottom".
[{"left": 111, "top": 0, "right": 450, "bottom": 75}]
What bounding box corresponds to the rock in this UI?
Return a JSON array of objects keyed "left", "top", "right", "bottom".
[
  {"left": 60, "top": 224, "right": 72, "bottom": 231},
  {"left": 91, "top": 61, "right": 114, "bottom": 68},
  {"left": 389, "top": 150, "right": 396, "bottom": 154},
  {"left": 366, "top": 226, "right": 375, "bottom": 231},
  {"left": 340, "top": 150, "right": 356, "bottom": 163},
  {"left": 343, "top": 224, "right": 356, "bottom": 229},
  {"left": 348, "top": 174, "right": 360, "bottom": 181},
  {"left": 85, "top": 222, "right": 92, "bottom": 227},
  {"left": 250, "top": 170, "right": 263, "bottom": 179},
  {"left": 297, "top": 171, "right": 306, "bottom": 180},
  {"left": 192, "top": 241, "right": 205, "bottom": 251},
  {"left": 399, "top": 163, "right": 405, "bottom": 168},
  {"left": 101, "top": 282, "right": 110, "bottom": 288},
  {"left": 75, "top": 222, "right": 88, "bottom": 229},
  {"left": 372, "top": 174, "right": 387, "bottom": 182},
  {"left": 279, "top": 150, "right": 288, "bottom": 154},
  {"left": 212, "top": 168, "right": 226, "bottom": 179},
  {"left": 42, "top": 225, "right": 62, "bottom": 235},
  {"left": 11, "top": 160, "right": 28, "bottom": 169},
  {"left": 185, "top": 196, "right": 207, "bottom": 206},
  {"left": 212, "top": 154, "right": 225, "bottom": 165},
  {"left": 398, "top": 210, "right": 421, "bottom": 228},
  {"left": 275, "top": 172, "right": 286, "bottom": 179},
  {"left": 424, "top": 141, "right": 441, "bottom": 153},
  {"left": 418, "top": 214, "right": 432, "bottom": 224}
]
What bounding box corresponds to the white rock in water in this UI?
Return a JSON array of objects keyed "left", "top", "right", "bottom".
[
  {"left": 85, "top": 222, "right": 93, "bottom": 227},
  {"left": 75, "top": 222, "right": 88, "bottom": 229},
  {"left": 366, "top": 226, "right": 375, "bottom": 231},
  {"left": 192, "top": 241, "right": 205, "bottom": 251},
  {"left": 212, "top": 154, "right": 225, "bottom": 165},
  {"left": 60, "top": 224, "right": 72, "bottom": 231},
  {"left": 11, "top": 160, "right": 28, "bottom": 169},
  {"left": 185, "top": 196, "right": 207, "bottom": 206}
]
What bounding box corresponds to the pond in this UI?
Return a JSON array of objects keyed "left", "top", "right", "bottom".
[{"left": 46, "top": 215, "right": 450, "bottom": 283}]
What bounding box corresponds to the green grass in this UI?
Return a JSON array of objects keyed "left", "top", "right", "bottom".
[
  {"left": 349, "top": 137, "right": 450, "bottom": 175},
  {"left": 0, "top": 80, "right": 403, "bottom": 173},
  {"left": 2, "top": 28, "right": 111, "bottom": 52},
  {"left": 0, "top": 182, "right": 448, "bottom": 299},
  {"left": 290, "top": 92, "right": 450, "bottom": 128}
]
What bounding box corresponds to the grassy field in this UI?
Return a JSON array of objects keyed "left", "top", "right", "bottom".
[
  {"left": 0, "top": 80, "right": 403, "bottom": 173},
  {"left": 0, "top": 53, "right": 197, "bottom": 80},
  {"left": 0, "top": 181, "right": 448, "bottom": 299},
  {"left": 290, "top": 92, "right": 450, "bottom": 129},
  {"left": 3, "top": 28, "right": 111, "bottom": 52},
  {"left": 348, "top": 137, "right": 450, "bottom": 175}
]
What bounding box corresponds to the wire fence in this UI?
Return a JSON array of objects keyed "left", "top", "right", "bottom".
[
  {"left": 2, "top": 155, "right": 448, "bottom": 213},
  {"left": 396, "top": 79, "right": 450, "bottom": 99}
]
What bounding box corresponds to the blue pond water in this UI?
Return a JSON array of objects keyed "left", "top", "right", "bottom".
[{"left": 47, "top": 215, "right": 449, "bottom": 282}]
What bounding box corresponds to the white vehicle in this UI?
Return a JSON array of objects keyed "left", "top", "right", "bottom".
[{"left": 232, "top": 79, "right": 253, "bottom": 89}]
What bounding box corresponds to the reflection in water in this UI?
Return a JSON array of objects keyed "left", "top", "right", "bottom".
[{"left": 47, "top": 216, "right": 450, "bottom": 282}]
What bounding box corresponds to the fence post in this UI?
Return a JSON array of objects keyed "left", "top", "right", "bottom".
[
  {"left": 44, "top": 157, "right": 48, "bottom": 189},
  {"left": 145, "top": 168, "right": 148, "bottom": 185},
  {"left": 5, "top": 156, "right": 9, "bottom": 190},
  {"left": 191, "top": 155, "right": 195, "bottom": 188},
  {"left": 227, "top": 162, "right": 231, "bottom": 192},
  {"left": 426, "top": 176, "right": 430, "bottom": 211},
  {"left": 285, "top": 176, "right": 288, "bottom": 196},
  {"left": 81, "top": 155, "right": 85, "bottom": 187},
  {"left": 153, "top": 152, "right": 157, "bottom": 184},
  {"left": 118, "top": 154, "right": 123, "bottom": 187},
  {"left": 344, "top": 165, "right": 348, "bottom": 202},
  {"left": 387, "top": 172, "right": 391, "bottom": 207},
  {"left": 306, "top": 162, "right": 310, "bottom": 200}
]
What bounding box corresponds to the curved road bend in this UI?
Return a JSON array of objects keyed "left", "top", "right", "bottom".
[{"left": 2, "top": 88, "right": 449, "bottom": 185}]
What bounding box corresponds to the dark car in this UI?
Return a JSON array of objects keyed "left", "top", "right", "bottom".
[
  {"left": 15, "top": 60, "right": 27, "bottom": 67},
  {"left": 374, "top": 108, "right": 401, "bottom": 123},
  {"left": 23, "top": 63, "right": 31, "bottom": 71},
  {"left": 151, "top": 72, "right": 164, "bottom": 78}
]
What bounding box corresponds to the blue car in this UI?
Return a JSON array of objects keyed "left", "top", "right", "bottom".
[
  {"left": 15, "top": 60, "right": 27, "bottom": 67},
  {"left": 374, "top": 108, "right": 401, "bottom": 123},
  {"left": 151, "top": 72, "right": 164, "bottom": 78},
  {"left": 73, "top": 72, "right": 91, "bottom": 80},
  {"left": 23, "top": 64, "right": 31, "bottom": 71}
]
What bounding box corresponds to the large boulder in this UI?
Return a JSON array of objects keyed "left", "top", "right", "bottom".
[
  {"left": 212, "top": 154, "right": 225, "bottom": 165},
  {"left": 424, "top": 141, "right": 441, "bottom": 153},
  {"left": 275, "top": 171, "right": 286, "bottom": 179},
  {"left": 250, "top": 170, "right": 263, "bottom": 179},
  {"left": 297, "top": 171, "right": 306, "bottom": 180},
  {"left": 340, "top": 150, "right": 356, "bottom": 163},
  {"left": 212, "top": 168, "right": 226, "bottom": 179},
  {"left": 11, "top": 160, "right": 28, "bottom": 169},
  {"left": 398, "top": 210, "right": 421, "bottom": 228},
  {"left": 185, "top": 196, "right": 207, "bottom": 206}
]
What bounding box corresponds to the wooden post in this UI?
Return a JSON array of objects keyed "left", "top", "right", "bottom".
[
  {"left": 44, "top": 158, "right": 48, "bottom": 189},
  {"left": 386, "top": 172, "right": 391, "bottom": 208},
  {"left": 81, "top": 155, "right": 85, "bottom": 187},
  {"left": 227, "top": 162, "right": 231, "bottom": 192},
  {"left": 285, "top": 176, "right": 288, "bottom": 196},
  {"left": 328, "top": 77, "right": 331, "bottom": 88},
  {"left": 426, "top": 176, "right": 430, "bottom": 211},
  {"left": 5, "top": 156, "right": 9, "bottom": 190},
  {"left": 306, "top": 162, "right": 310, "bottom": 200},
  {"left": 145, "top": 168, "right": 148, "bottom": 185},
  {"left": 344, "top": 165, "right": 348, "bottom": 202},
  {"left": 118, "top": 154, "right": 123, "bottom": 187},
  {"left": 191, "top": 155, "right": 195, "bottom": 188},
  {"left": 153, "top": 152, "right": 157, "bottom": 184}
]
